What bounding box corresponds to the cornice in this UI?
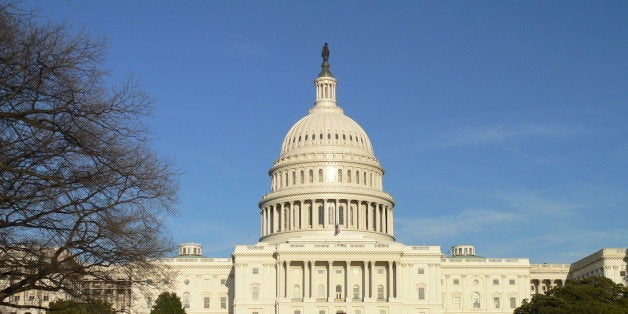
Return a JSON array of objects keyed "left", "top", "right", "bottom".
[{"left": 259, "top": 189, "right": 395, "bottom": 207}]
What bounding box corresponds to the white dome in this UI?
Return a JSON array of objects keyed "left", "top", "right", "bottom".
[
  {"left": 280, "top": 106, "right": 374, "bottom": 159},
  {"left": 259, "top": 51, "right": 394, "bottom": 244}
]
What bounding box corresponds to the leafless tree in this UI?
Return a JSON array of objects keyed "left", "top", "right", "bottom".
[{"left": 0, "top": 2, "right": 177, "bottom": 309}]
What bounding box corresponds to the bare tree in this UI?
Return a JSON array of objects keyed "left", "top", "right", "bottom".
[{"left": 0, "top": 2, "right": 177, "bottom": 310}]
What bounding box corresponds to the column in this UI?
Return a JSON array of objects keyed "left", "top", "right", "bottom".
[
  {"left": 379, "top": 205, "right": 384, "bottom": 233},
  {"left": 323, "top": 200, "right": 328, "bottom": 228},
  {"left": 304, "top": 261, "right": 310, "bottom": 300},
  {"left": 277, "top": 259, "right": 282, "bottom": 298},
  {"left": 310, "top": 262, "right": 315, "bottom": 299},
  {"left": 387, "top": 261, "right": 393, "bottom": 300},
  {"left": 286, "top": 261, "right": 290, "bottom": 298},
  {"left": 260, "top": 208, "right": 265, "bottom": 236},
  {"left": 313, "top": 202, "right": 319, "bottom": 229},
  {"left": 365, "top": 203, "right": 371, "bottom": 231},
  {"left": 346, "top": 260, "right": 351, "bottom": 302},
  {"left": 385, "top": 207, "right": 389, "bottom": 234},
  {"left": 362, "top": 261, "right": 368, "bottom": 300},
  {"left": 287, "top": 203, "right": 292, "bottom": 231},
  {"left": 389, "top": 207, "right": 395, "bottom": 235},
  {"left": 301, "top": 201, "right": 307, "bottom": 229},
  {"left": 272, "top": 205, "right": 278, "bottom": 233},
  {"left": 327, "top": 260, "right": 333, "bottom": 302},
  {"left": 394, "top": 261, "right": 400, "bottom": 298}
]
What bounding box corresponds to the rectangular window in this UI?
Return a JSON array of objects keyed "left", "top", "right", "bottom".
[
  {"left": 493, "top": 296, "right": 500, "bottom": 308},
  {"left": 509, "top": 279, "right": 516, "bottom": 285},
  {"left": 319, "top": 311, "right": 326, "bottom": 314},
  {"left": 318, "top": 206, "right": 324, "bottom": 225},
  {"left": 220, "top": 296, "right": 227, "bottom": 309},
  {"left": 335, "top": 269, "right": 342, "bottom": 274},
  {"left": 493, "top": 279, "right": 499, "bottom": 285},
  {"left": 204, "top": 296, "right": 210, "bottom": 308},
  {"left": 417, "top": 268, "right": 424, "bottom": 274},
  {"left": 43, "top": 295, "right": 49, "bottom": 301},
  {"left": 453, "top": 279, "right": 460, "bottom": 285},
  {"left": 377, "top": 268, "right": 384, "bottom": 275},
  {"left": 510, "top": 297, "right": 517, "bottom": 308},
  {"left": 28, "top": 295, "right": 35, "bottom": 301},
  {"left": 317, "top": 268, "right": 325, "bottom": 275},
  {"left": 294, "top": 311, "right": 301, "bottom": 314},
  {"left": 418, "top": 287, "right": 425, "bottom": 300},
  {"left": 452, "top": 296, "right": 460, "bottom": 309},
  {"left": 252, "top": 268, "right": 259, "bottom": 274}
]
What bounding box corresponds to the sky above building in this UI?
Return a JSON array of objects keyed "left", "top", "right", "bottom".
[{"left": 26, "top": 1, "right": 627, "bottom": 263}]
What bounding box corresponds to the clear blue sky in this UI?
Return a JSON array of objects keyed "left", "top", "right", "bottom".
[{"left": 28, "top": 1, "right": 627, "bottom": 263}]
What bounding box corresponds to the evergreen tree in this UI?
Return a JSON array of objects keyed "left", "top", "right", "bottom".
[
  {"left": 150, "top": 292, "right": 186, "bottom": 314},
  {"left": 515, "top": 276, "right": 627, "bottom": 314}
]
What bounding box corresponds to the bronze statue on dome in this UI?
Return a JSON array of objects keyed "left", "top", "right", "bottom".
[{"left": 322, "top": 43, "right": 329, "bottom": 62}]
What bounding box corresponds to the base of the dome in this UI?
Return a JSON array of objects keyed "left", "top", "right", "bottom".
[{"left": 259, "top": 229, "right": 395, "bottom": 244}]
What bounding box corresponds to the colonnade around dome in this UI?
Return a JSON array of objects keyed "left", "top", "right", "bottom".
[{"left": 260, "top": 198, "right": 394, "bottom": 241}]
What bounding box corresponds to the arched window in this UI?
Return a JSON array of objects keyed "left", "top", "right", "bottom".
[
  {"left": 370, "top": 173, "right": 373, "bottom": 186},
  {"left": 473, "top": 292, "right": 481, "bottom": 308},
  {"left": 252, "top": 286, "right": 259, "bottom": 300},
  {"left": 318, "top": 284, "right": 325, "bottom": 298},
  {"left": 347, "top": 170, "right": 352, "bottom": 183},
  {"left": 338, "top": 169, "right": 342, "bottom": 182},
  {"left": 353, "top": 285, "right": 360, "bottom": 300},
  {"left": 308, "top": 205, "right": 313, "bottom": 226},
  {"left": 292, "top": 171, "right": 296, "bottom": 185},
  {"left": 300, "top": 170, "right": 304, "bottom": 184},
  {"left": 309, "top": 169, "right": 314, "bottom": 183},
  {"left": 183, "top": 292, "right": 190, "bottom": 308},
  {"left": 377, "top": 285, "right": 384, "bottom": 300},
  {"left": 338, "top": 206, "right": 344, "bottom": 225},
  {"left": 319, "top": 169, "right": 324, "bottom": 182},
  {"left": 318, "top": 206, "right": 324, "bottom": 225},
  {"left": 356, "top": 171, "right": 360, "bottom": 184},
  {"left": 293, "top": 285, "right": 301, "bottom": 299},
  {"left": 335, "top": 285, "right": 342, "bottom": 299},
  {"left": 363, "top": 172, "right": 367, "bottom": 185},
  {"left": 285, "top": 172, "right": 289, "bottom": 186}
]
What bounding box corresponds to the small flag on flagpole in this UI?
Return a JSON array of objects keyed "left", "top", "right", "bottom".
[{"left": 334, "top": 224, "right": 340, "bottom": 236}]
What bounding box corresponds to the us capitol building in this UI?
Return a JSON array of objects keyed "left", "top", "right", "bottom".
[
  {"left": 144, "top": 47, "right": 625, "bottom": 314},
  {"left": 5, "top": 46, "right": 625, "bottom": 314}
]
